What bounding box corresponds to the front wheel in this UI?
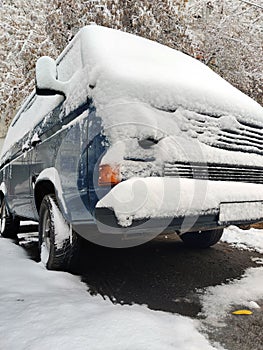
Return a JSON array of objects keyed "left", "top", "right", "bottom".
[
  {"left": 0, "top": 198, "right": 20, "bottom": 239},
  {"left": 39, "top": 194, "right": 81, "bottom": 271},
  {"left": 179, "top": 229, "right": 224, "bottom": 248}
]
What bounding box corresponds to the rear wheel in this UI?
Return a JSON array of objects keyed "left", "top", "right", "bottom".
[
  {"left": 0, "top": 198, "right": 20, "bottom": 239},
  {"left": 39, "top": 194, "right": 81, "bottom": 271},
  {"left": 180, "top": 229, "right": 224, "bottom": 248}
]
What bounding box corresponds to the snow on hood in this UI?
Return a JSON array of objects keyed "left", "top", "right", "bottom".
[{"left": 93, "top": 102, "right": 263, "bottom": 168}]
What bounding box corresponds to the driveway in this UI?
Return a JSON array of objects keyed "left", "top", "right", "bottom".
[{"left": 20, "top": 228, "right": 263, "bottom": 350}]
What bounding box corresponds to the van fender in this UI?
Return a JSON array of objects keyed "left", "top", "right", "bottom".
[{"left": 35, "top": 167, "right": 68, "bottom": 216}]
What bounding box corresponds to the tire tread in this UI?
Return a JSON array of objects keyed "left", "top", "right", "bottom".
[
  {"left": 180, "top": 229, "right": 224, "bottom": 248},
  {"left": 39, "top": 194, "right": 81, "bottom": 271}
]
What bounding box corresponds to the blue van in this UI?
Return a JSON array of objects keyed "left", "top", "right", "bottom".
[{"left": 1, "top": 26, "right": 263, "bottom": 270}]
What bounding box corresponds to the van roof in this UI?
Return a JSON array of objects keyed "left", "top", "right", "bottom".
[{"left": 67, "top": 25, "right": 263, "bottom": 125}]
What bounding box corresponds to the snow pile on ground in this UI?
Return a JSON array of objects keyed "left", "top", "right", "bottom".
[
  {"left": 222, "top": 226, "right": 263, "bottom": 254},
  {"left": 200, "top": 267, "right": 263, "bottom": 327},
  {"left": 198, "top": 226, "right": 263, "bottom": 326},
  {"left": 0, "top": 237, "right": 217, "bottom": 350}
]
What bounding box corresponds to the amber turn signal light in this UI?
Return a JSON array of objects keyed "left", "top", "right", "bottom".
[{"left": 98, "top": 164, "right": 120, "bottom": 186}]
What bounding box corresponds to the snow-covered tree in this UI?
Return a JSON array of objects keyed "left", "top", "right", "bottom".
[
  {"left": 185, "top": 0, "right": 263, "bottom": 105},
  {"left": 45, "top": 1, "right": 192, "bottom": 52},
  {"left": 0, "top": 0, "right": 57, "bottom": 137}
]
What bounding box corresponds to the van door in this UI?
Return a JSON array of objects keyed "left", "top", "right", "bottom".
[{"left": 6, "top": 137, "right": 32, "bottom": 218}]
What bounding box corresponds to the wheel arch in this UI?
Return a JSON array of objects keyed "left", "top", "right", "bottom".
[
  {"left": 34, "top": 180, "right": 55, "bottom": 213},
  {"left": 34, "top": 167, "right": 67, "bottom": 215}
]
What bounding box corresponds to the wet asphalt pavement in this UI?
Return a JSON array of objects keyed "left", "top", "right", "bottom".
[
  {"left": 207, "top": 300, "right": 263, "bottom": 350},
  {"left": 19, "top": 227, "right": 263, "bottom": 350}
]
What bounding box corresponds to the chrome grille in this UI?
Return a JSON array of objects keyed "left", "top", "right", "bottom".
[{"left": 164, "top": 162, "right": 263, "bottom": 184}]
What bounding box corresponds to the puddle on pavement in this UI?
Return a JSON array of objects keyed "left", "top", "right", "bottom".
[{"left": 77, "top": 235, "right": 262, "bottom": 318}]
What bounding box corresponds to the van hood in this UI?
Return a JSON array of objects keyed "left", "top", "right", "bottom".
[{"left": 98, "top": 102, "right": 263, "bottom": 170}]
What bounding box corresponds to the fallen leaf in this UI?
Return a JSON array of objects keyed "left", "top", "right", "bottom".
[{"left": 232, "top": 309, "right": 253, "bottom": 315}]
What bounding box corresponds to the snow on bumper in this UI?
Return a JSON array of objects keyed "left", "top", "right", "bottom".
[{"left": 96, "top": 177, "right": 263, "bottom": 228}]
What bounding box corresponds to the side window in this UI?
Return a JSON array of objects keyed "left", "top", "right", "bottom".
[
  {"left": 16, "top": 95, "right": 63, "bottom": 133},
  {"left": 38, "top": 101, "right": 63, "bottom": 138},
  {"left": 11, "top": 94, "right": 36, "bottom": 127},
  {"left": 2, "top": 94, "right": 64, "bottom": 158},
  {"left": 57, "top": 38, "right": 82, "bottom": 82}
]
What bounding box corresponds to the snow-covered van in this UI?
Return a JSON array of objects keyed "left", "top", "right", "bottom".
[{"left": 1, "top": 26, "right": 263, "bottom": 270}]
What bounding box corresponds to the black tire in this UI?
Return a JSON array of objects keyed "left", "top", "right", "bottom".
[
  {"left": 180, "top": 229, "right": 224, "bottom": 248},
  {"left": 0, "top": 198, "right": 20, "bottom": 239},
  {"left": 39, "top": 194, "right": 81, "bottom": 271}
]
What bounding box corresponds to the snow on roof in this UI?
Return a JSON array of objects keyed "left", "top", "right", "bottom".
[{"left": 78, "top": 25, "right": 263, "bottom": 124}]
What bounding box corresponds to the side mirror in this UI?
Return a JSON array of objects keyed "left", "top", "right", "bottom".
[{"left": 36, "top": 56, "right": 66, "bottom": 97}]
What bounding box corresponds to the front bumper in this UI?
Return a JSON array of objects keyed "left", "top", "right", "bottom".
[
  {"left": 94, "top": 177, "right": 263, "bottom": 234},
  {"left": 95, "top": 207, "right": 219, "bottom": 234}
]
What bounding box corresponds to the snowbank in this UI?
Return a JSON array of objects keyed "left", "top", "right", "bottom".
[
  {"left": 200, "top": 267, "right": 263, "bottom": 327},
  {"left": 0, "top": 238, "right": 216, "bottom": 350},
  {"left": 198, "top": 226, "right": 263, "bottom": 326},
  {"left": 222, "top": 225, "right": 263, "bottom": 254}
]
